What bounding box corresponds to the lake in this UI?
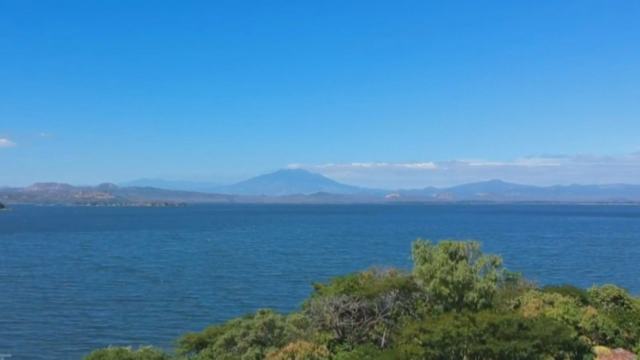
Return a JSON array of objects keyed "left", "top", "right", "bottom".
[{"left": 1, "top": 204, "right": 639, "bottom": 359}]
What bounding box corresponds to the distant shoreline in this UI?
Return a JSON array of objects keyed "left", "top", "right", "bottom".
[{"left": 4, "top": 201, "right": 640, "bottom": 207}]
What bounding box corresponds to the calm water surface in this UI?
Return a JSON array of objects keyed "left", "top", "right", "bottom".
[{"left": 1, "top": 204, "right": 639, "bottom": 359}]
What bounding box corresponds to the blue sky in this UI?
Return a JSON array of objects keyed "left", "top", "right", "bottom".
[{"left": 1, "top": 1, "right": 639, "bottom": 187}]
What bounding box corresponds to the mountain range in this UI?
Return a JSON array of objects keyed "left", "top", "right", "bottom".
[
  {"left": 214, "top": 169, "right": 380, "bottom": 196},
  {"left": 2, "top": 169, "right": 640, "bottom": 206},
  {"left": 0, "top": 182, "right": 233, "bottom": 206},
  {"left": 392, "top": 179, "right": 640, "bottom": 202},
  {"left": 120, "top": 178, "right": 223, "bottom": 193}
]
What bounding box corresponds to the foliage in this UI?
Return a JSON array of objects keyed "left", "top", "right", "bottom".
[
  {"left": 265, "top": 341, "right": 330, "bottom": 360},
  {"left": 513, "top": 286, "right": 640, "bottom": 351},
  {"left": 412, "top": 239, "right": 504, "bottom": 311},
  {"left": 177, "top": 309, "right": 306, "bottom": 360},
  {"left": 85, "top": 346, "right": 170, "bottom": 360},
  {"left": 492, "top": 270, "right": 536, "bottom": 309},
  {"left": 310, "top": 268, "right": 417, "bottom": 300},
  {"left": 394, "top": 311, "right": 591, "bottom": 360},
  {"left": 543, "top": 284, "right": 590, "bottom": 305},
  {"left": 514, "top": 290, "right": 585, "bottom": 327},
  {"left": 86, "top": 239, "right": 640, "bottom": 360},
  {"left": 586, "top": 285, "right": 640, "bottom": 349},
  {"left": 331, "top": 344, "right": 397, "bottom": 360},
  {"left": 305, "top": 268, "right": 419, "bottom": 349},
  {"left": 588, "top": 285, "right": 639, "bottom": 313}
]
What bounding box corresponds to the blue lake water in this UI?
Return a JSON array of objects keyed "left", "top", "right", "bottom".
[{"left": 0, "top": 204, "right": 639, "bottom": 359}]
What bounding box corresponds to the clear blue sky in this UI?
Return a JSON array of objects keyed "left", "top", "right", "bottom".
[{"left": 1, "top": 1, "right": 639, "bottom": 187}]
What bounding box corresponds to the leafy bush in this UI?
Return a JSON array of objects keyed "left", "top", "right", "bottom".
[
  {"left": 394, "top": 311, "right": 591, "bottom": 359},
  {"left": 85, "top": 346, "right": 169, "bottom": 360},
  {"left": 177, "top": 309, "right": 306, "bottom": 360},
  {"left": 412, "top": 240, "right": 504, "bottom": 311},
  {"left": 265, "top": 341, "right": 330, "bottom": 360},
  {"left": 515, "top": 290, "right": 584, "bottom": 327},
  {"left": 586, "top": 285, "right": 640, "bottom": 349},
  {"left": 305, "top": 269, "right": 419, "bottom": 349},
  {"left": 513, "top": 286, "right": 640, "bottom": 351},
  {"left": 588, "top": 285, "right": 638, "bottom": 313},
  {"left": 492, "top": 271, "right": 536, "bottom": 310},
  {"left": 543, "top": 284, "right": 590, "bottom": 305},
  {"left": 331, "top": 344, "right": 397, "bottom": 360},
  {"left": 310, "top": 268, "right": 417, "bottom": 300}
]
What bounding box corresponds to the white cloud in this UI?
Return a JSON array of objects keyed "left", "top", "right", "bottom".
[
  {"left": 459, "top": 157, "right": 565, "bottom": 168},
  {"left": 291, "top": 162, "right": 438, "bottom": 170},
  {"left": 290, "top": 153, "right": 640, "bottom": 188},
  {"left": 0, "top": 138, "right": 16, "bottom": 148}
]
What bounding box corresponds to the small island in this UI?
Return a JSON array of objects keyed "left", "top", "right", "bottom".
[
  {"left": 0, "top": 201, "right": 5, "bottom": 210},
  {"left": 85, "top": 240, "right": 640, "bottom": 360}
]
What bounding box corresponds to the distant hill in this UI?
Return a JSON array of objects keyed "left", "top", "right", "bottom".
[
  {"left": 0, "top": 183, "right": 234, "bottom": 206},
  {"left": 393, "top": 180, "right": 640, "bottom": 202},
  {"left": 120, "top": 178, "right": 222, "bottom": 193},
  {"left": 215, "top": 169, "right": 378, "bottom": 196},
  {"left": 3, "top": 176, "right": 640, "bottom": 205}
]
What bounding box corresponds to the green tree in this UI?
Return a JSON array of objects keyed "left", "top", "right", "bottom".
[
  {"left": 588, "top": 285, "right": 638, "bottom": 313},
  {"left": 177, "top": 309, "right": 307, "bottom": 360},
  {"left": 332, "top": 344, "right": 398, "bottom": 360},
  {"left": 265, "top": 340, "right": 331, "bottom": 360},
  {"left": 394, "top": 311, "right": 591, "bottom": 360},
  {"left": 586, "top": 285, "right": 640, "bottom": 349},
  {"left": 84, "top": 346, "right": 170, "bottom": 360},
  {"left": 305, "top": 268, "right": 419, "bottom": 349},
  {"left": 542, "top": 284, "right": 590, "bottom": 305},
  {"left": 514, "top": 290, "right": 584, "bottom": 328},
  {"left": 411, "top": 240, "right": 503, "bottom": 312},
  {"left": 512, "top": 286, "right": 640, "bottom": 351}
]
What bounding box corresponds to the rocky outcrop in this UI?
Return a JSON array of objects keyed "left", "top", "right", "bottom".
[{"left": 594, "top": 346, "right": 637, "bottom": 360}]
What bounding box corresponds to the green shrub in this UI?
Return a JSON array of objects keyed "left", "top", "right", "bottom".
[
  {"left": 332, "top": 344, "right": 398, "bottom": 360},
  {"left": 543, "top": 284, "right": 590, "bottom": 305},
  {"left": 588, "top": 285, "right": 638, "bottom": 312},
  {"left": 305, "top": 269, "right": 419, "bottom": 349},
  {"left": 394, "top": 311, "right": 591, "bottom": 360},
  {"left": 511, "top": 286, "right": 640, "bottom": 350},
  {"left": 586, "top": 285, "right": 640, "bottom": 349},
  {"left": 493, "top": 271, "right": 536, "bottom": 310},
  {"left": 177, "top": 309, "right": 307, "bottom": 360},
  {"left": 265, "top": 340, "right": 330, "bottom": 360},
  {"left": 84, "top": 346, "right": 169, "bottom": 360},
  {"left": 412, "top": 240, "right": 504, "bottom": 312}
]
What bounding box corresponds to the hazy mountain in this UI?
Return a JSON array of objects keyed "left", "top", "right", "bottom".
[
  {"left": 121, "top": 178, "right": 222, "bottom": 193},
  {"left": 0, "top": 182, "right": 234, "bottom": 206},
  {"left": 543, "top": 183, "right": 640, "bottom": 201},
  {"left": 215, "top": 169, "right": 377, "bottom": 196},
  {"left": 393, "top": 180, "right": 640, "bottom": 202},
  {"left": 443, "top": 179, "right": 545, "bottom": 200},
  {"left": 3, "top": 176, "right": 640, "bottom": 205}
]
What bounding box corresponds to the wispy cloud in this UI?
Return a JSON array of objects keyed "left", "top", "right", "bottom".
[
  {"left": 457, "top": 157, "right": 565, "bottom": 167},
  {"left": 0, "top": 137, "right": 16, "bottom": 148},
  {"left": 289, "top": 153, "right": 640, "bottom": 188},
  {"left": 289, "top": 162, "right": 438, "bottom": 170}
]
